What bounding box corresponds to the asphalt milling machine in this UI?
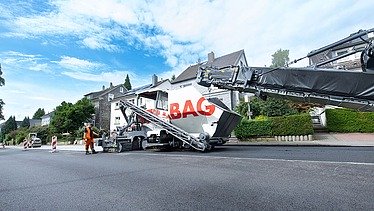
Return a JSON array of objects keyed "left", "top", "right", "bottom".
[{"left": 100, "top": 28, "right": 374, "bottom": 152}]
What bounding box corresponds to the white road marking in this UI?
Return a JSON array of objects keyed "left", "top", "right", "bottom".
[{"left": 124, "top": 152, "right": 374, "bottom": 166}]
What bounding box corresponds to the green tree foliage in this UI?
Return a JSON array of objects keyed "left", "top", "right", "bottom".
[
  {"left": 124, "top": 74, "right": 132, "bottom": 90},
  {"left": 235, "top": 97, "right": 298, "bottom": 119},
  {"left": 32, "top": 108, "right": 45, "bottom": 119},
  {"left": 171, "top": 74, "right": 176, "bottom": 81},
  {"left": 1, "top": 116, "right": 17, "bottom": 135},
  {"left": 261, "top": 98, "right": 298, "bottom": 117},
  {"left": 270, "top": 49, "right": 289, "bottom": 68},
  {"left": 21, "top": 117, "right": 30, "bottom": 128},
  {"left": 0, "top": 64, "right": 5, "bottom": 120},
  {"left": 50, "top": 98, "right": 95, "bottom": 136}
]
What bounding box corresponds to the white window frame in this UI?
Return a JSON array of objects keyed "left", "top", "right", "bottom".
[
  {"left": 114, "top": 117, "right": 120, "bottom": 125},
  {"left": 108, "top": 93, "right": 114, "bottom": 101}
]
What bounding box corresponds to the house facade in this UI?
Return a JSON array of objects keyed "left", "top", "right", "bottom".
[
  {"left": 84, "top": 83, "right": 127, "bottom": 131},
  {"left": 171, "top": 50, "right": 249, "bottom": 110},
  {"left": 41, "top": 111, "right": 54, "bottom": 126},
  {"left": 110, "top": 78, "right": 171, "bottom": 132}
]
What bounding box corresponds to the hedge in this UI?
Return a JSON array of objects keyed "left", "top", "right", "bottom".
[
  {"left": 326, "top": 109, "right": 374, "bottom": 133},
  {"left": 271, "top": 114, "right": 314, "bottom": 136},
  {"left": 234, "top": 114, "right": 313, "bottom": 139},
  {"left": 234, "top": 119, "right": 272, "bottom": 139}
]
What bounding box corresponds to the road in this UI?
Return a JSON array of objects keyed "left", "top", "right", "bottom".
[{"left": 0, "top": 146, "right": 373, "bottom": 210}]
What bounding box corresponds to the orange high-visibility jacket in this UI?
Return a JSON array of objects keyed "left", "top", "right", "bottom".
[{"left": 84, "top": 126, "right": 94, "bottom": 140}]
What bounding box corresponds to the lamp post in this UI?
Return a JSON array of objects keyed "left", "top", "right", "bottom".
[{"left": 244, "top": 95, "right": 251, "bottom": 119}]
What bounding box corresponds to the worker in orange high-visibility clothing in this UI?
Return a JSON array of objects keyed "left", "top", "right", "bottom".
[{"left": 83, "top": 123, "right": 98, "bottom": 155}]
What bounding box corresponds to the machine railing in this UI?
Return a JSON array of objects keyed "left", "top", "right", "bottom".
[{"left": 119, "top": 100, "right": 207, "bottom": 151}]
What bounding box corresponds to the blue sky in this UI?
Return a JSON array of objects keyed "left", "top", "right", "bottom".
[{"left": 0, "top": 0, "right": 373, "bottom": 122}]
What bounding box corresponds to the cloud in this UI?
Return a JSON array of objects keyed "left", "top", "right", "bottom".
[
  {"left": 61, "top": 70, "right": 149, "bottom": 87},
  {"left": 4, "top": 0, "right": 373, "bottom": 70},
  {"left": 57, "top": 56, "right": 103, "bottom": 71},
  {"left": 0, "top": 81, "right": 78, "bottom": 121},
  {"left": 0, "top": 51, "right": 52, "bottom": 73}
]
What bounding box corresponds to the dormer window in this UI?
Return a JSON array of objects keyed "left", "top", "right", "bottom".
[
  {"left": 120, "top": 87, "right": 124, "bottom": 93},
  {"left": 108, "top": 93, "right": 114, "bottom": 101}
]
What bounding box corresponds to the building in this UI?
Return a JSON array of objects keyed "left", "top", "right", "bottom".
[
  {"left": 309, "top": 32, "right": 374, "bottom": 71},
  {"left": 171, "top": 50, "right": 248, "bottom": 110},
  {"left": 84, "top": 83, "right": 127, "bottom": 131},
  {"left": 29, "top": 119, "right": 41, "bottom": 127},
  {"left": 110, "top": 77, "right": 171, "bottom": 132},
  {"left": 41, "top": 111, "right": 54, "bottom": 126}
]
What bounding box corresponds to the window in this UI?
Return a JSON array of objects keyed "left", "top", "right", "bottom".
[
  {"left": 114, "top": 117, "right": 120, "bottom": 125},
  {"left": 115, "top": 102, "right": 119, "bottom": 109},
  {"left": 180, "top": 83, "right": 192, "bottom": 88},
  {"left": 108, "top": 93, "right": 114, "bottom": 101},
  {"left": 337, "top": 50, "right": 348, "bottom": 56},
  {"left": 120, "top": 87, "right": 124, "bottom": 93},
  {"left": 156, "top": 91, "right": 168, "bottom": 110}
]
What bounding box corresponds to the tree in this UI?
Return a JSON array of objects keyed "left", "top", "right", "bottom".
[
  {"left": 270, "top": 49, "right": 289, "bottom": 68},
  {"left": 32, "top": 108, "right": 45, "bottom": 119},
  {"left": 20, "top": 117, "right": 30, "bottom": 128},
  {"left": 171, "top": 74, "right": 176, "bottom": 81},
  {"left": 0, "top": 64, "right": 5, "bottom": 120},
  {"left": 50, "top": 98, "right": 95, "bottom": 136},
  {"left": 1, "top": 116, "right": 17, "bottom": 135},
  {"left": 124, "top": 74, "right": 132, "bottom": 90},
  {"left": 235, "top": 97, "right": 298, "bottom": 119}
]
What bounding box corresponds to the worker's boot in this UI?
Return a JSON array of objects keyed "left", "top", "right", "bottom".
[
  {"left": 85, "top": 151, "right": 90, "bottom": 155},
  {"left": 92, "top": 149, "right": 97, "bottom": 154}
]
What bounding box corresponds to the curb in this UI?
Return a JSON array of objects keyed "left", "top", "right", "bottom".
[{"left": 224, "top": 143, "right": 374, "bottom": 147}]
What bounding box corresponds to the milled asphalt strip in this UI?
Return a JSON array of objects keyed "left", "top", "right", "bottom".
[{"left": 122, "top": 152, "right": 374, "bottom": 166}]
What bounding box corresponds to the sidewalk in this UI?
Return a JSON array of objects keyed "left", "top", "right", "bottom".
[
  {"left": 2, "top": 133, "right": 374, "bottom": 151},
  {"left": 226, "top": 133, "right": 374, "bottom": 147},
  {"left": 3, "top": 143, "right": 103, "bottom": 152}
]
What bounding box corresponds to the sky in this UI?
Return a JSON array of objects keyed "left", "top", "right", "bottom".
[{"left": 0, "top": 0, "right": 373, "bottom": 123}]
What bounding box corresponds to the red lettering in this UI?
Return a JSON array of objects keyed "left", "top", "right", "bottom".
[
  {"left": 197, "top": 97, "right": 215, "bottom": 116},
  {"left": 182, "top": 100, "right": 198, "bottom": 118},
  {"left": 169, "top": 103, "right": 181, "bottom": 119},
  {"left": 169, "top": 98, "right": 216, "bottom": 119}
]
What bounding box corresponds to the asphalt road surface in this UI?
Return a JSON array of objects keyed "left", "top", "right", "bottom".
[{"left": 0, "top": 146, "right": 373, "bottom": 210}]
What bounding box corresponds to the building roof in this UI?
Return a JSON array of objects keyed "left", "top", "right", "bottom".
[
  {"left": 84, "top": 84, "right": 127, "bottom": 100},
  {"left": 112, "top": 79, "right": 170, "bottom": 100},
  {"left": 331, "top": 34, "right": 373, "bottom": 51},
  {"left": 29, "top": 119, "right": 41, "bottom": 127},
  {"left": 172, "top": 50, "right": 245, "bottom": 84},
  {"left": 41, "top": 111, "right": 54, "bottom": 119}
]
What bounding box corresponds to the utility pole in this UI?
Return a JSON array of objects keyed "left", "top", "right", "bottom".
[{"left": 244, "top": 95, "right": 251, "bottom": 119}]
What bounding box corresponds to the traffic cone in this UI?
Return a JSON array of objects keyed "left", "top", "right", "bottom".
[
  {"left": 23, "top": 139, "right": 28, "bottom": 151},
  {"left": 51, "top": 136, "right": 58, "bottom": 153}
]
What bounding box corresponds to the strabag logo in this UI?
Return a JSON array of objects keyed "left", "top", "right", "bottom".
[{"left": 169, "top": 97, "right": 215, "bottom": 119}]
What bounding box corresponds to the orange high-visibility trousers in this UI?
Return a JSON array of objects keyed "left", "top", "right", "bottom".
[{"left": 84, "top": 138, "right": 94, "bottom": 151}]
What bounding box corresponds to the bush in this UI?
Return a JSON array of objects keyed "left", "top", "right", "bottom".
[
  {"left": 271, "top": 114, "right": 314, "bottom": 136},
  {"left": 15, "top": 128, "right": 28, "bottom": 144},
  {"left": 234, "top": 114, "right": 313, "bottom": 139},
  {"left": 234, "top": 119, "right": 272, "bottom": 139},
  {"left": 326, "top": 109, "right": 374, "bottom": 132}
]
